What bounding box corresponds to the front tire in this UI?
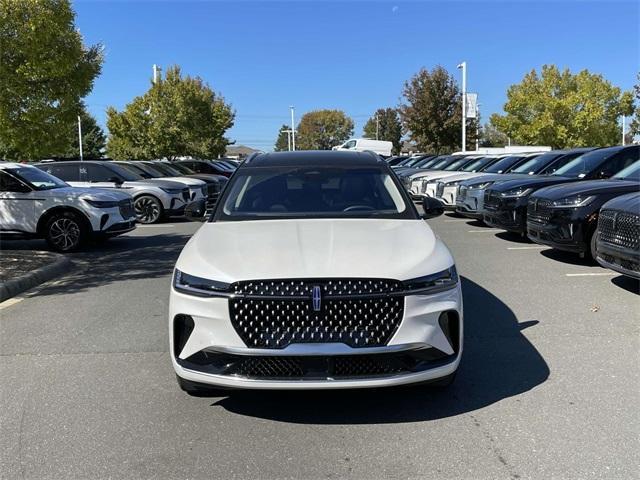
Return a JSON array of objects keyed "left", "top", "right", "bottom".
[
  {"left": 44, "top": 211, "right": 87, "bottom": 252},
  {"left": 134, "top": 195, "right": 163, "bottom": 224}
]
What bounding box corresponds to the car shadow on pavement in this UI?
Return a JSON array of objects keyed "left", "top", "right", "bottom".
[
  {"left": 209, "top": 276, "right": 550, "bottom": 423},
  {"left": 494, "top": 231, "right": 531, "bottom": 244},
  {"left": 539, "top": 248, "right": 596, "bottom": 267},
  {"left": 611, "top": 276, "right": 640, "bottom": 295},
  {"left": 20, "top": 233, "right": 191, "bottom": 298}
]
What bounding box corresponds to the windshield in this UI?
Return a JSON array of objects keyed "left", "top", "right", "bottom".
[
  {"left": 483, "top": 155, "right": 525, "bottom": 174},
  {"left": 150, "top": 162, "right": 182, "bottom": 176},
  {"left": 217, "top": 166, "right": 415, "bottom": 221},
  {"left": 114, "top": 162, "right": 151, "bottom": 180},
  {"left": 10, "top": 166, "right": 68, "bottom": 190},
  {"left": 460, "top": 157, "right": 493, "bottom": 172},
  {"left": 403, "top": 156, "right": 425, "bottom": 167},
  {"left": 612, "top": 161, "right": 640, "bottom": 181},
  {"left": 412, "top": 156, "right": 435, "bottom": 168},
  {"left": 552, "top": 148, "right": 619, "bottom": 178},
  {"left": 443, "top": 158, "right": 471, "bottom": 171},
  {"left": 511, "top": 152, "right": 561, "bottom": 174},
  {"left": 121, "top": 162, "right": 162, "bottom": 178},
  {"left": 169, "top": 163, "right": 196, "bottom": 174}
]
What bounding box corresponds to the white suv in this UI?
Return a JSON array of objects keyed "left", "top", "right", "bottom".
[
  {"left": 0, "top": 163, "right": 136, "bottom": 252},
  {"left": 170, "top": 151, "right": 463, "bottom": 394},
  {"left": 36, "top": 161, "right": 192, "bottom": 224}
]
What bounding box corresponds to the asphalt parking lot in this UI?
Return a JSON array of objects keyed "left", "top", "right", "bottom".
[{"left": 1, "top": 215, "right": 638, "bottom": 480}]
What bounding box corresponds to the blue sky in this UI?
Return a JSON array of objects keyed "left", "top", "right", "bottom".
[{"left": 75, "top": 0, "right": 639, "bottom": 151}]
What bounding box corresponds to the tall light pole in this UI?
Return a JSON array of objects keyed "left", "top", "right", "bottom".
[
  {"left": 476, "top": 103, "right": 481, "bottom": 152},
  {"left": 283, "top": 129, "right": 292, "bottom": 151},
  {"left": 457, "top": 61, "right": 467, "bottom": 152},
  {"left": 376, "top": 113, "right": 380, "bottom": 140},
  {"left": 153, "top": 64, "right": 162, "bottom": 84},
  {"left": 290, "top": 106, "right": 296, "bottom": 151},
  {"left": 77, "top": 115, "right": 84, "bottom": 161},
  {"left": 622, "top": 115, "right": 626, "bottom": 146}
]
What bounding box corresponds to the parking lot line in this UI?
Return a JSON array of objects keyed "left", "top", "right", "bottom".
[
  {"left": 467, "top": 229, "right": 502, "bottom": 233},
  {"left": 0, "top": 297, "right": 24, "bottom": 310},
  {"left": 507, "top": 246, "right": 548, "bottom": 250},
  {"left": 444, "top": 219, "right": 470, "bottom": 223},
  {"left": 565, "top": 272, "right": 617, "bottom": 277}
]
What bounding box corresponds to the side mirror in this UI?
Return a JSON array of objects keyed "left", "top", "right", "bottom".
[
  {"left": 421, "top": 196, "right": 445, "bottom": 219},
  {"left": 185, "top": 199, "right": 207, "bottom": 222},
  {"left": 108, "top": 176, "right": 124, "bottom": 186}
]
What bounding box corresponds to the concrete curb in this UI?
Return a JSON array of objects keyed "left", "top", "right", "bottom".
[{"left": 0, "top": 254, "right": 73, "bottom": 302}]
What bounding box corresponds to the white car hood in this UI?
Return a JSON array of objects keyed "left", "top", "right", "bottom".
[
  {"left": 44, "top": 186, "right": 132, "bottom": 201},
  {"left": 408, "top": 170, "right": 466, "bottom": 182},
  {"left": 437, "top": 172, "right": 488, "bottom": 184},
  {"left": 161, "top": 176, "right": 205, "bottom": 186},
  {"left": 177, "top": 219, "right": 455, "bottom": 283}
]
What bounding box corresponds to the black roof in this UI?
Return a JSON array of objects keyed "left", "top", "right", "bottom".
[{"left": 243, "top": 150, "right": 385, "bottom": 167}]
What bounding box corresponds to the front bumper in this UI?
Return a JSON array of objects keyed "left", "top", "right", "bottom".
[
  {"left": 482, "top": 196, "right": 527, "bottom": 233},
  {"left": 456, "top": 188, "right": 485, "bottom": 218},
  {"left": 437, "top": 186, "right": 458, "bottom": 210},
  {"left": 170, "top": 284, "right": 463, "bottom": 389},
  {"left": 527, "top": 217, "right": 591, "bottom": 253},
  {"left": 596, "top": 241, "right": 640, "bottom": 279}
]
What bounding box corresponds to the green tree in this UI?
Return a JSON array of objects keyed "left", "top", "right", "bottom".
[
  {"left": 296, "top": 110, "right": 354, "bottom": 150},
  {"left": 480, "top": 121, "right": 508, "bottom": 148},
  {"left": 274, "top": 124, "right": 291, "bottom": 152},
  {"left": 59, "top": 107, "right": 106, "bottom": 159},
  {"left": 399, "top": 66, "right": 464, "bottom": 153},
  {"left": 0, "top": 0, "right": 103, "bottom": 160},
  {"left": 491, "top": 65, "right": 634, "bottom": 148},
  {"left": 363, "top": 108, "right": 403, "bottom": 154},
  {"left": 629, "top": 72, "right": 639, "bottom": 139},
  {"left": 107, "top": 65, "right": 234, "bottom": 160}
]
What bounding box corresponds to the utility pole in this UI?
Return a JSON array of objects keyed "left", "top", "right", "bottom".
[
  {"left": 622, "top": 115, "right": 626, "bottom": 146},
  {"left": 153, "top": 64, "right": 162, "bottom": 84},
  {"left": 290, "top": 106, "right": 296, "bottom": 151},
  {"left": 78, "top": 115, "right": 83, "bottom": 161},
  {"left": 457, "top": 61, "right": 467, "bottom": 152},
  {"left": 376, "top": 113, "right": 379, "bottom": 140},
  {"left": 476, "top": 103, "right": 481, "bottom": 152}
]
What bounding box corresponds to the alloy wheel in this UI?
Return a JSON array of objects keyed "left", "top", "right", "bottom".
[
  {"left": 49, "top": 218, "right": 81, "bottom": 251},
  {"left": 135, "top": 196, "right": 161, "bottom": 224}
]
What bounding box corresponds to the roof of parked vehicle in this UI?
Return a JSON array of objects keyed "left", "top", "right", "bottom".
[{"left": 243, "top": 150, "right": 385, "bottom": 167}]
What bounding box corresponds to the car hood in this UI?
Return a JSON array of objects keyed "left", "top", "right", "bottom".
[
  {"left": 177, "top": 219, "right": 455, "bottom": 283},
  {"left": 123, "top": 179, "right": 187, "bottom": 189},
  {"left": 159, "top": 176, "right": 205, "bottom": 186},
  {"left": 601, "top": 191, "right": 640, "bottom": 210},
  {"left": 408, "top": 170, "right": 464, "bottom": 182},
  {"left": 45, "top": 186, "right": 133, "bottom": 201},
  {"left": 460, "top": 173, "right": 530, "bottom": 187},
  {"left": 531, "top": 179, "right": 640, "bottom": 200},
  {"left": 488, "top": 175, "right": 576, "bottom": 193},
  {"left": 439, "top": 172, "right": 488, "bottom": 185}
]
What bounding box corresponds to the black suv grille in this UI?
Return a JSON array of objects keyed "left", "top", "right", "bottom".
[
  {"left": 484, "top": 190, "right": 500, "bottom": 210},
  {"left": 229, "top": 279, "right": 404, "bottom": 349},
  {"left": 205, "top": 183, "right": 220, "bottom": 211},
  {"left": 181, "top": 188, "right": 190, "bottom": 201},
  {"left": 435, "top": 182, "right": 445, "bottom": 198},
  {"left": 598, "top": 209, "right": 640, "bottom": 250},
  {"left": 118, "top": 199, "right": 135, "bottom": 219},
  {"left": 527, "top": 198, "right": 552, "bottom": 224}
]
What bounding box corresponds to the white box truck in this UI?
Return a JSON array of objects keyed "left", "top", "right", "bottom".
[{"left": 332, "top": 138, "right": 393, "bottom": 156}]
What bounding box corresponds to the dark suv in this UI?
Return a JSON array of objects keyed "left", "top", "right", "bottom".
[
  {"left": 483, "top": 145, "right": 640, "bottom": 235},
  {"left": 527, "top": 161, "right": 640, "bottom": 258},
  {"left": 595, "top": 192, "right": 640, "bottom": 279}
]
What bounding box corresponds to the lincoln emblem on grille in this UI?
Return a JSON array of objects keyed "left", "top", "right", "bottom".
[{"left": 312, "top": 286, "right": 321, "bottom": 311}]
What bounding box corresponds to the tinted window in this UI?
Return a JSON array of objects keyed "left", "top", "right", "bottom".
[
  {"left": 602, "top": 147, "right": 639, "bottom": 174},
  {"left": 218, "top": 166, "right": 414, "bottom": 221},
  {"left": 10, "top": 166, "right": 68, "bottom": 190},
  {"left": 511, "top": 152, "right": 562, "bottom": 174},
  {"left": 613, "top": 160, "right": 640, "bottom": 181},
  {"left": 151, "top": 162, "right": 183, "bottom": 176},
  {"left": 83, "top": 164, "right": 118, "bottom": 182},
  {"left": 443, "top": 158, "right": 471, "bottom": 171},
  {"left": 552, "top": 148, "right": 622, "bottom": 178},
  {"left": 539, "top": 151, "right": 584, "bottom": 174},
  {"left": 0, "top": 171, "right": 29, "bottom": 192},
  {"left": 461, "top": 157, "right": 495, "bottom": 172},
  {"left": 483, "top": 155, "right": 525, "bottom": 174},
  {"left": 115, "top": 162, "right": 153, "bottom": 178},
  {"left": 39, "top": 163, "right": 80, "bottom": 182},
  {"left": 169, "top": 163, "right": 195, "bottom": 174}
]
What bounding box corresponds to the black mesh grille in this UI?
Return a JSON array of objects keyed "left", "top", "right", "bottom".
[
  {"left": 229, "top": 279, "right": 404, "bottom": 349},
  {"left": 232, "top": 357, "right": 305, "bottom": 378},
  {"left": 484, "top": 190, "right": 500, "bottom": 210},
  {"left": 527, "top": 198, "right": 552, "bottom": 224},
  {"left": 333, "top": 356, "right": 407, "bottom": 376},
  {"left": 598, "top": 210, "right": 640, "bottom": 250}
]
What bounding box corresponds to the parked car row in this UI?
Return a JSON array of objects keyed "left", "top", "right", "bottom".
[
  {"left": 0, "top": 158, "right": 237, "bottom": 252},
  {"left": 403, "top": 145, "right": 639, "bottom": 279}
]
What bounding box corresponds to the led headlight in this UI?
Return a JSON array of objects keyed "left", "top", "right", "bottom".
[
  {"left": 161, "top": 187, "right": 184, "bottom": 194},
  {"left": 402, "top": 266, "right": 458, "bottom": 295},
  {"left": 501, "top": 187, "right": 533, "bottom": 198},
  {"left": 472, "top": 181, "right": 493, "bottom": 190},
  {"left": 84, "top": 199, "right": 120, "bottom": 208},
  {"left": 173, "top": 269, "right": 231, "bottom": 297},
  {"left": 551, "top": 195, "right": 595, "bottom": 208}
]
